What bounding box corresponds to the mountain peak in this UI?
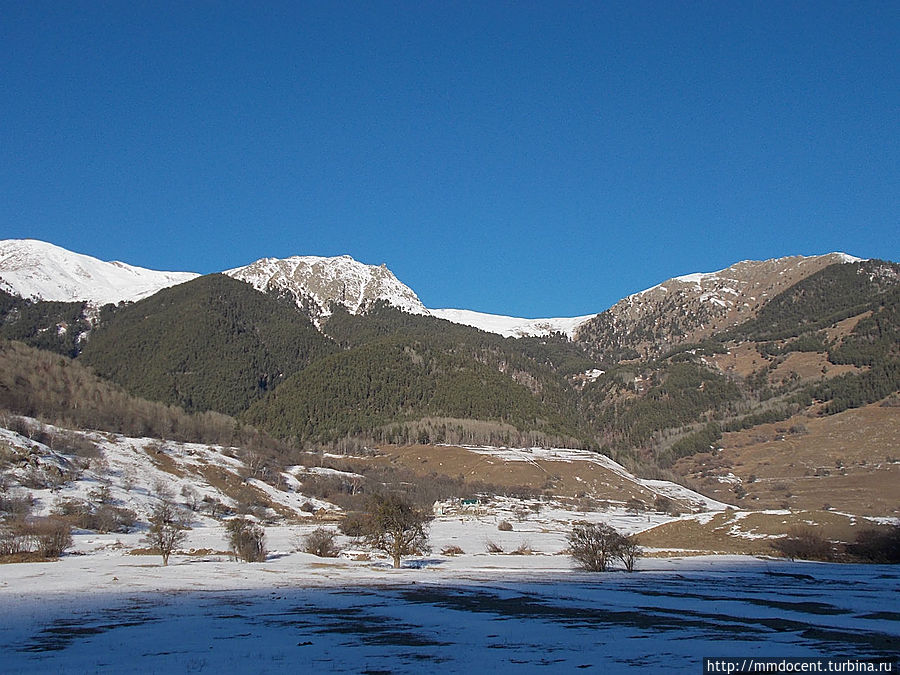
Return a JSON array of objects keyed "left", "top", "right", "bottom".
[
  {"left": 0, "top": 238, "right": 199, "bottom": 305},
  {"left": 224, "top": 254, "right": 428, "bottom": 323}
]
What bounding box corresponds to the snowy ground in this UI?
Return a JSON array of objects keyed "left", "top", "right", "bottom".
[{"left": 2, "top": 555, "right": 897, "bottom": 674}]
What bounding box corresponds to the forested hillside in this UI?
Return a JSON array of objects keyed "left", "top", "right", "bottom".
[
  {"left": 243, "top": 334, "right": 586, "bottom": 447},
  {"left": 728, "top": 260, "right": 899, "bottom": 341},
  {"left": 79, "top": 275, "right": 337, "bottom": 415},
  {"left": 0, "top": 339, "right": 275, "bottom": 449},
  {"left": 0, "top": 290, "right": 90, "bottom": 357}
]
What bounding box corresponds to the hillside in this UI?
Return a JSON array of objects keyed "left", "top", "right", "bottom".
[
  {"left": 575, "top": 253, "right": 859, "bottom": 363},
  {"left": 242, "top": 334, "right": 585, "bottom": 447},
  {"left": 0, "top": 289, "right": 90, "bottom": 358},
  {"left": 79, "top": 274, "right": 337, "bottom": 415}
]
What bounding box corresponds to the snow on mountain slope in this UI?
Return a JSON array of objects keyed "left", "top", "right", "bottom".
[
  {"left": 430, "top": 308, "right": 595, "bottom": 339},
  {"left": 0, "top": 239, "right": 199, "bottom": 304},
  {"left": 224, "top": 254, "right": 429, "bottom": 324}
]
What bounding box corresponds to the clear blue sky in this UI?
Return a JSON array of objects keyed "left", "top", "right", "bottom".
[{"left": 2, "top": 1, "right": 898, "bottom": 317}]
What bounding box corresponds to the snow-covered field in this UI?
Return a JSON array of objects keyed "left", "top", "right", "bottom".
[{"left": 2, "top": 554, "right": 897, "bottom": 673}]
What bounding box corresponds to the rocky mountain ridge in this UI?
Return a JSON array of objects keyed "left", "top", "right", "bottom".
[
  {"left": 575, "top": 253, "right": 862, "bottom": 361},
  {"left": 0, "top": 239, "right": 864, "bottom": 343}
]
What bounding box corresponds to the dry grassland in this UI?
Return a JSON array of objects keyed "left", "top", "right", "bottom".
[{"left": 676, "top": 403, "right": 900, "bottom": 516}]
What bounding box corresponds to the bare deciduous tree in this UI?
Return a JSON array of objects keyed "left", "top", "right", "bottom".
[
  {"left": 142, "top": 501, "right": 190, "bottom": 566},
  {"left": 225, "top": 517, "right": 267, "bottom": 562},
  {"left": 617, "top": 534, "right": 641, "bottom": 572}
]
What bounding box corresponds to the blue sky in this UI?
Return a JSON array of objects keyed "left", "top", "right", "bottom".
[{"left": 2, "top": 2, "right": 897, "bottom": 317}]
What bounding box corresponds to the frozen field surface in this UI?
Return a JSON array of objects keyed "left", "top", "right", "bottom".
[{"left": 2, "top": 557, "right": 897, "bottom": 673}]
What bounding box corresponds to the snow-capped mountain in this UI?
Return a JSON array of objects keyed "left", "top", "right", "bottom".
[
  {"left": 0, "top": 239, "right": 199, "bottom": 305},
  {"left": 429, "top": 308, "right": 594, "bottom": 339},
  {"left": 0, "top": 239, "right": 867, "bottom": 342},
  {"left": 224, "top": 254, "right": 430, "bottom": 325}
]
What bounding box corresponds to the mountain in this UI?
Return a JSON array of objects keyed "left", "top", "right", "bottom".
[
  {"left": 224, "top": 254, "right": 429, "bottom": 325},
  {"left": 0, "top": 239, "right": 199, "bottom": 305},
  {"left": 575, "top": 253, "right": 862, "bottom": 362},
  {"left": 0, "top": 240, "right": 593, "bottom": 338},
  {"left": 1, "top": 239, "right": 898, "bottom": 518}
]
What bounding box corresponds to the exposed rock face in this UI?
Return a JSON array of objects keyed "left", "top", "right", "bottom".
[{"left": 224, "top": 254, "right": 428, "bottom": 325}]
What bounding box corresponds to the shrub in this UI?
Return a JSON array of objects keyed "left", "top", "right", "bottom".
[
  {"left": 772, "top": 527, "right": 833, "bottom": 561},
  {"left": 511, "top": 540, "right": 533, "bottom": 555},
  {"left": 51, "top": 498, "right": 136, "bottom": 534},
  {"left": 302, "top": 527, "right": 340, "bottom": 558},
  {"left": 484, "top": 539, "right": 503, "bottom": 554},
  {"left": 0, "top": 519, "right": 28, "bottom": 556},
  {"left": 567, "top": 522, "right": 625, "bottom": 572},
  {"left": 653, "top": 495, "right": 672, "bottom": 513},
  {"left": 0, "top": 492, "right": 35, "bottom": 519},
  {"left": 338, "top": 512, "right": 367, "bottom": 538},
  {"left": 28, "top": 517, "right": 73, "bottom": 558},
  {"left": 226, "top": 517, "right": 267, "bottom": 562},
  {"left": 848, "top": 526, "right": 900, "bottom": 563},
  {"left": 625, "top": 498, "right": 645, "bottom": 514},
  {"left": 0, "top": 517, "right": 72, "bottom": 559}
]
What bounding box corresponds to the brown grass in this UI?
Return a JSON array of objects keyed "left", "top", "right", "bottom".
[
  {"left": 675, "top": 403, "right": 900, "bottom": 517},
  {"left": 637, "top": 509, "right": 875, "bottom": 556},
  {"left": 367, "top": 444, "right": 680, "bottom": 506}
]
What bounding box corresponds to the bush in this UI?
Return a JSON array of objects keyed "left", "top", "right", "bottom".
[
  {"left": 338, "top": 512, "right": 367, "bottom": 538},
  {"left": 0, "top": 519, "right": 28, "bottom": 556},
  {"left": 484, "top": 539, "right": 503, "bottom": 553},
  {"left": 302, "top": 527, "right": 340, "bottom": 558},
  {"left": 848, "top": 526, "right": 900, "bottom": 563},
  {"left": 51, "top": 498, "right": 136, "bottom": 534},
  {"left": 0, "top": 517, "right": 71, "bottom": 559},
  {"left": 772, "top": 527, "right": 833, "bottom": 561},
  {"left": 0, "top": 492, "right": 35, "bottom": 519},
  {"left": 226, "top": 517, "right": 267, "bottom": 562},
  {"left": 625, "top": 498, "right": 645, "bottom": 514},
  {"left": 567, "top": 522, "right": 625, "bottom": 572},
  {"left": 511, "top": 540, "right": 532, "bottom": 555},
  {"left": 28, "top": 517, "right": 73, "bottom": 558}
]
